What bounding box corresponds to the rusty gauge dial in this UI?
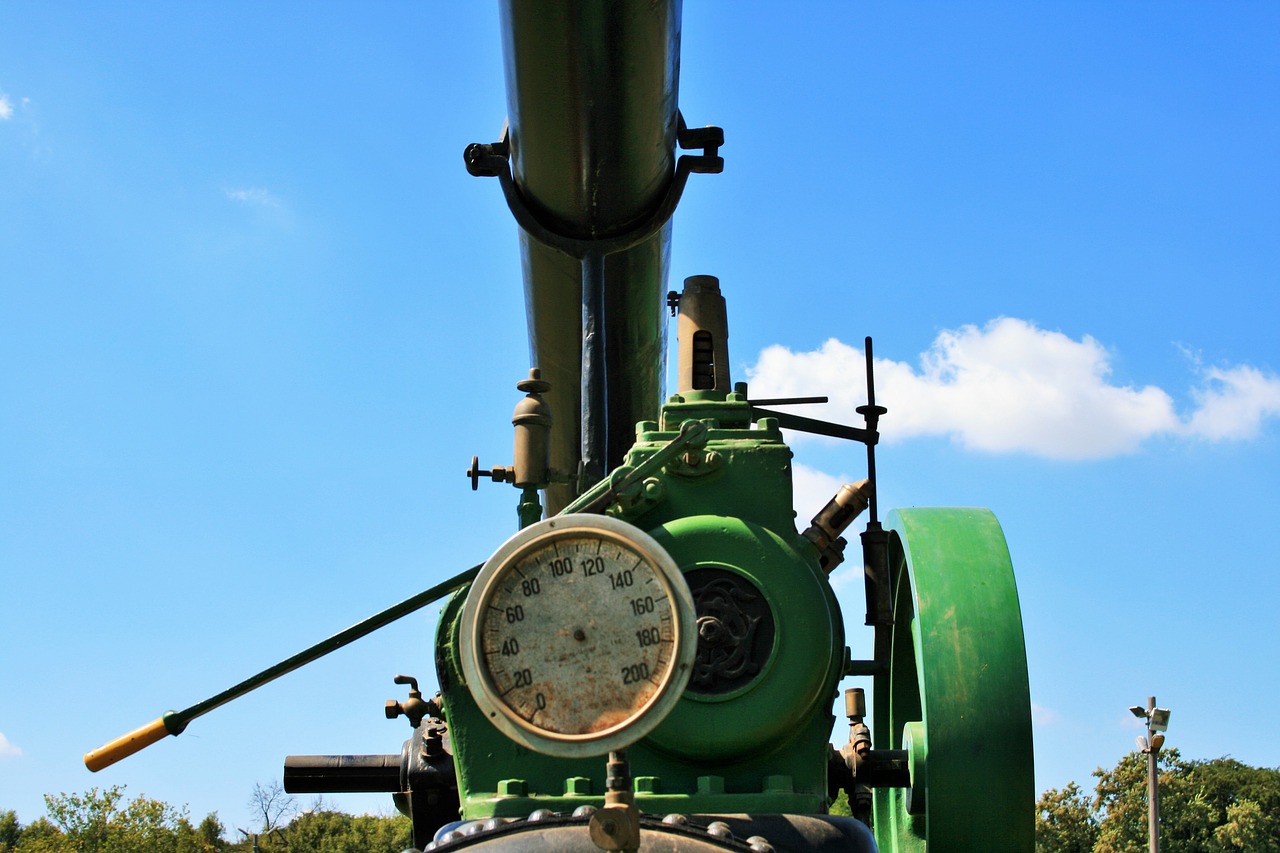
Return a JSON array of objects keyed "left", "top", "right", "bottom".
[{"left": 459, "top": 514, "right": 696, "bottom": 758}]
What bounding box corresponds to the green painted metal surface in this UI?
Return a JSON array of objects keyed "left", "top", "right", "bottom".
[
  {"left": 646, "top": 515, "right": 842, "bottom": 764},
  {"left": 874, "top": 508, "right": 1034, "bottom": 852},
  {"left": 438, "top": 399, "right": 846, "bottom": 821}
]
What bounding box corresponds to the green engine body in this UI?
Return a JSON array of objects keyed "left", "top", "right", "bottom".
[{"left": 436, "top": 388, "right": 845, "bottom": 819}]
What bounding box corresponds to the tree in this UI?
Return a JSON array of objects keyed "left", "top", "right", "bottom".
[
  {"left": 1036, "top": 750, "right": 1280, "bottom": 853},
  {"left": 32, "top": 786, "right": 222, "bottom": 853},
  {"left": 192, "top": 813, "right": 227, "bottom": 852},
  {"left": 12, "top": 818, "right": 65, "bottom": 853},
  {"left": 0, "top": 810, "right": 21, "bottom": 851},
  {"left": 1092, "top": 749, "right": 1205, "bottom": 853},
  {"left": 174, "top": 813, "right": 225, "bottom": 853},
  {"left": 5, "top": 790, "right": 415, "bottom": 853},
  {"left": 1191, "top": 757, "right": 1280, "bottom": 851},
  {"left": 276, "top": 810, "right": 411, "bottom": 853},
  {"left": 244, "top": 782, "right": 296, "bottom": 837},
  {"left": 278, "top": 810, "right": 349, "bottom": 853},
  {"left": 1213, "top": 799, "right": 1280, "bottom": 852},
  {"left": 1036, "top": 781, "right": 1098, "bottom": 853}
]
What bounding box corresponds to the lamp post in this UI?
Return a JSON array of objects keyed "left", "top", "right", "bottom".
[
  {"left": 237, "top": 826, "right": 282, "bottom": 853},
  {"left": 1129, "top": 696, "right": 1171, "bottom": 853}
]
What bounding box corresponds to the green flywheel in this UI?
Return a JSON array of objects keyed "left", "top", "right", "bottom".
[{"left": 872, "top": 508, "right": 1034, "bottom": 852}]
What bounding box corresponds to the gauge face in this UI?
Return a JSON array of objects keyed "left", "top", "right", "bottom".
[{"left": 459, "top": 514, "right": 695, "bottom": 757}]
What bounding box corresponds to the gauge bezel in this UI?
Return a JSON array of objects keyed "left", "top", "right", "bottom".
[{"left": 459, "top": 514, "right": 696, "bottom": 758}]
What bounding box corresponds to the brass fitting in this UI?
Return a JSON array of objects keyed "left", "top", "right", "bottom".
[
  {"left": 511, "top": 368, "right": 553, "bottom": 489},
  {"left": 675, "top": 275, "right": 731, "bottom": 394},
  {"left": 803, "top": 480, "right": 872, "bottom": 573}
]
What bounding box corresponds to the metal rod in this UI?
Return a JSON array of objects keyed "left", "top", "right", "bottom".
[
  {"left": 746, "top": 396, "right": 829, "bottom": 406},
  {"left": 176, "top": 565, "right": 481, "bottom": 726},
  {"left": 858, "top": 336, "right": 893, "bottom": 629},
  {"left": 1148, "top": 695, "right": 1160, "bottom": 853},
  {"left": 863, "top": 336, "right": 881, "bottom": 525},
  {"left": 87, "top": 564, "right": 480, "bottom": 770}
]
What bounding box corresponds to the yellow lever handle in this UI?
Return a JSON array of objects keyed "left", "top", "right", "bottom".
[{"left": 84, "top": 716, "right": 174, "bottom": 772}]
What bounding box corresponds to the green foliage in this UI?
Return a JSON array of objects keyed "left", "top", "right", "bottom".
[
  {"left": 1037, "top": 750, "right": 1280, "bottom": 853},
  {"left": 4, "top": 787, "right": 225, "bottom": 853},
  {"left": 4, "top": 790, "right": 406, "bottom": 853},
  {"left": 1036, "top": 781, "right": 1098, "bottom": 853},
  {"left": 275, "top": 810, "right": 411, "bottom": 853},
  {"left": 194, "top": 814, "right": 226, "bottom": 851},
  {"left": 1213, "top": 799, "right": 1280, "bottom": 852},
  {"left": 1093, "top": 749, "right": 1197, "bottom": 853},
  {"left": 1, "top": 810, "right": 21, "bottom": 851},
  {"left": 12, "top": 818, "right": 65, "bottom": 853}
]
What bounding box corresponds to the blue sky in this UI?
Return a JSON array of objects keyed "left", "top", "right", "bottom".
[{"left": 3, "top": 2, "right": 1279, "bottom": 834}]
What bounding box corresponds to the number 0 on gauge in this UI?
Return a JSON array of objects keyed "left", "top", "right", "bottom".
[{"left": 459, "top": 514, "right": 696, "bottom": 757}]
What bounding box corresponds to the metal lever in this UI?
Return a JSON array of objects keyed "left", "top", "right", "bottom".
[
  {"left": 85, "top": 565, "right": 480, "bottom": 771},
  {"left": 562, "top": 419, "right": 709, "bottom": 516}
]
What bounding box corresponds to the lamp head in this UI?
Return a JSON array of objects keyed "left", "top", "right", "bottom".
[{"left": 1150, "top": 708, "right": 1171, "bottom": 732}]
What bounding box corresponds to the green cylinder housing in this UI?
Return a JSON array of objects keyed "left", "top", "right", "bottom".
[{"left": 644, "top": 515, "right": 842, "bottom": 762}]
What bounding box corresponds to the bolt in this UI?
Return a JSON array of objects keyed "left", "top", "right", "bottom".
[{"left": 697, "top": 616, "right": 724, "bottom": 644}]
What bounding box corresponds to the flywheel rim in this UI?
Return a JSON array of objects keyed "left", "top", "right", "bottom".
[{"left": 871, "top": 507, "right": 1034, "bottom": 852}]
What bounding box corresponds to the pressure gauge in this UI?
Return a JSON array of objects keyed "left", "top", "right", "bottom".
[{"left": 459, "top": 514, "right": 696, "bottom": 758}]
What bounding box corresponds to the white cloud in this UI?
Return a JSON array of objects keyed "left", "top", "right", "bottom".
[
  {"left": 224, "top": 187, "right": 281, "bottom": 208},
  {"left": 1032, "top": 702, "right": 1061, "bottom": 727},
  {"left": 0, "top": 732, "right": 21, "bottom": 758},
  {"left": 1183, "top": 364, "right": 1280, "bottom": 440},
  {"left": 0, "top": 93, "right": 13, "bottom": 120},
  {"left": 746, "top": 317, "right": 1280, "bottom": 459},
  {"left": 791, "top": 461, "right": 850, "bottom": 522}
]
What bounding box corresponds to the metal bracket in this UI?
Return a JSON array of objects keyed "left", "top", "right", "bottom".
[
  {"left": 750, "top": 407, "right": 878, "bottom": 445},
  {"left": 562, "top": 419, "right": 709, "bottom": 516},
  {"left": 463, "top": 113, "right": 723, "bottom": 260}
]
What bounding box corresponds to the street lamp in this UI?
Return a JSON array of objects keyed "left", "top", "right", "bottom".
[
  {"left": 1130, "top": 696, "right": 1171, "bottom": 853},
  {"left": 237, "top": 826, "right": 282, "bottom": 853}
]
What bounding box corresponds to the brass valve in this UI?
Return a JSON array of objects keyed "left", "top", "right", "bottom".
[
  {"left": 384, "top": 675, "right": 438, "bottom": 729},
  {"left": 467, "top": 369, "right": 563, "bottom": 492},
  {"left": 467, "top": 457, "right": 514, "bottom": 490},
  {"left": 843, "top": 687, "right": 872, "bottom": 760},
  {"left": 589, "top": 750, "right": 640, "bottom": 852}
]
